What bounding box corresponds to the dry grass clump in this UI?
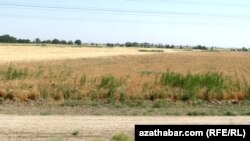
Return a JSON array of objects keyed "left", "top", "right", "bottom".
[{"left": 0, "top": 89, "right": 38, "bottom": 101}]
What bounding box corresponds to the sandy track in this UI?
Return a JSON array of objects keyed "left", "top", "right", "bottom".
[
  {"left": 0, "top": 115, "right": 249, "bottom": 141},
  {"left": 0, "top": 45, "right": 179, "bottom": 63}
]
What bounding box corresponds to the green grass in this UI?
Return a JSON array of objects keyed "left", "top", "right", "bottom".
[
  {"left": 62, "top": 100, "right": 81, "bottom": 107},
  {"left": 2, "top": 66, "right": 28, "bottom": 80},
  {"left": 112, "top": 133, "right": 133, "bottom": 141},
  {"left": 160, "top": 72, "right": 227, "bottom": 100},
  {"left": 161, "top": 72, "right": 225, "bottom": 91},
  {"left": 92, "top": 138, "right": 103, "bottom": 141},
  {"left": 63, "top": 87, "right": 78, "bottom": 100},
  {"left": 79, "top": 75, "right": 86, "bottom": 86},
  {"left": 99, "top": 75, "right": 121, "bottom": 90},
  {"left": 98, "top": 75, "right": 122, "bottom": 103},
  {"left": 47, "top": 137, "right": 64, "bottom": 141},
  {"left": 152, "top": 100, "right": 169, "bottom": 108},
  {"left": 58, "top": 99, "right": 250, "bottom": 116}
]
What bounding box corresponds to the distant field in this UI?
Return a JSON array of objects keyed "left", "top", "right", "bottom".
[{"left": 0, "top": 45, "right": 179, "bottom": 63}]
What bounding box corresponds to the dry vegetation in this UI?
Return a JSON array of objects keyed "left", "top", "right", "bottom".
[
  {"left": 0, "top": 51, "right": 250, "bottom": 105},
  {"left": 0, "top": 45, "right": 179, "bottom": 63}
]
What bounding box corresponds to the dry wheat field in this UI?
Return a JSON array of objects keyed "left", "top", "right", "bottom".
[
  {"left": 0, "top": 45, "right": 250, "bottom": 140},
  {"left": 0, "top": 45, "right": 250, "bottom": 116},
  {"left": 0, "top": 45, "right": 179, "bottom": 63}
]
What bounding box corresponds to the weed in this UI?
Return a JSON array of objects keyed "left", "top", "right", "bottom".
[
  {"left": 125, "top": 100, "right": 145, "bottom": 108},
  {"left": 47, "top": 137, "right": 64, "bottom": 141},
  {"left": 39, "top": 87, "right": 49, "bottom": 99},
  {"left": 243, "top": 112, "right": 250, "bottom": 115},
  {"left": 40, "top": 112, "right": 51, "bottom": 115},
  {"left": 245, "top": 86, "right": 250, "bottom": 100},
  {"left": 187, "top": 111, "right": 207, "bottom": 116},
  {"left": 140, "top": 70, "right": 157, "bottom": 75},
  {"left": 112, "top": 133, "right": 133, "bottom": 141},
  {"left": 35, "top": 66, "right": 44, "bottom": 77},
  {"left": 72, "top": 130, "right": 80, "bottom": 136},
  {"left": 153, "top": 100, "right": 168, "bottom": 108},
  {"left": 119, "top": 92, "right": 127, "bottom": 103},
  {"left": 63, "top": 87, "right": 78, "bottom": 99},
  {"left": 79, "top": 75, "right": 86, "bottom": 86},
  {"left": 98, "top": 75, "right": 121, "bottom": 103},
  {"left": 99, "top": 75, "right": 121, "bottom": 90},
  {"left": 161, "top": 72, "right": 226, "bottom": 101},
  {"left": 224, "top": 111, "right": 237, "bottom": 116},
  {"left": 3, "top": 66, "right": 28, "bottom": 80},
  {"left": 92, "top": 138, "right": 103, "bottom": 141},
  {"left": 62, "top": 100, "right": 81, "bottom": 107}
]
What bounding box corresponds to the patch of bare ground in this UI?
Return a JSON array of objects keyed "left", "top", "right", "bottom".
[{"left": 0, "top": 115, "right": 249, "bottom": 141}]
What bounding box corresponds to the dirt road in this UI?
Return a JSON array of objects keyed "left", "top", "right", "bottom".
[{"left": 0, "top": 115, "right": 249, "bottom": 141}]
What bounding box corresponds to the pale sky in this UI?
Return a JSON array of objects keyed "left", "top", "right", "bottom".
[{"left": 1, "top": 0, "right": 250, "bottom": 47}]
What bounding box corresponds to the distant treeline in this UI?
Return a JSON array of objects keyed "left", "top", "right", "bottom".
[
  {"left": 0, "top": 34, "right": 211, "bottom": 50},
  {"left": 0, "top": 34, "right": 31, "bottom": 43},
  {"left": 107, "top": 42, "right": 176, "bottom": 48},
  {"left": 0, "top": 35, "right": 82, "bottom": 45}
]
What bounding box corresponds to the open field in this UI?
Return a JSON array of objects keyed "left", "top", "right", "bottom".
[
  {"left": 0, "top": 46, "right": 249, "bottom": 115},
  {"left": 0, "top": 45, "right": 250, "bottom": 140},
  {"left": 0, "top": 45, "right": 180, "bottom": 63},
  {"left": 0, "top": 115, "right": 249, "bottom": 141},
  {"left": 0, "top": 51, "right": 250, "bottom": 101}
]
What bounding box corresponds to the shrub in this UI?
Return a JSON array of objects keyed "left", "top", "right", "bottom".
[
  {"left": 72, "top": 130, "right": 80, "bottom": 136},
  {"left": 98, "top": 75, "right": 122, "bottom": 103},
  {"left": 112, "top": 133, "right": 133, "bottom": 141}
]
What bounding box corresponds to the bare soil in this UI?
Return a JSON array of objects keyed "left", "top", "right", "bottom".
[{"left": 0, "top": 115, "right": 249, "bottom": 141}]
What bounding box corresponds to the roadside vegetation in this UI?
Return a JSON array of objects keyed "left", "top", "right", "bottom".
[
  {"left": 0, "top": 52, "right": 250, "bottom": 115},
  {"left": 0, "top": 65, "right": 248, "bottom": 103}
]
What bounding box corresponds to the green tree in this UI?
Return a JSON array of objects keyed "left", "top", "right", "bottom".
[
  {"left": 68, "top": 40, "right": 73, "bottom": 45},
  {"left": 35, "top": 38, "right": 41, "bottom": 43},
  {"left": 60, "top": 40, "right": 67, "bottom": 44},
  {"left": 52, "top": 39, "right": 60, "bottom": 44},
  {"left": 75, "top": 39, "right": 82, "bottom": 45},
  {"left": 0, "top": 35, "right": 17, "bottom": 43}
]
